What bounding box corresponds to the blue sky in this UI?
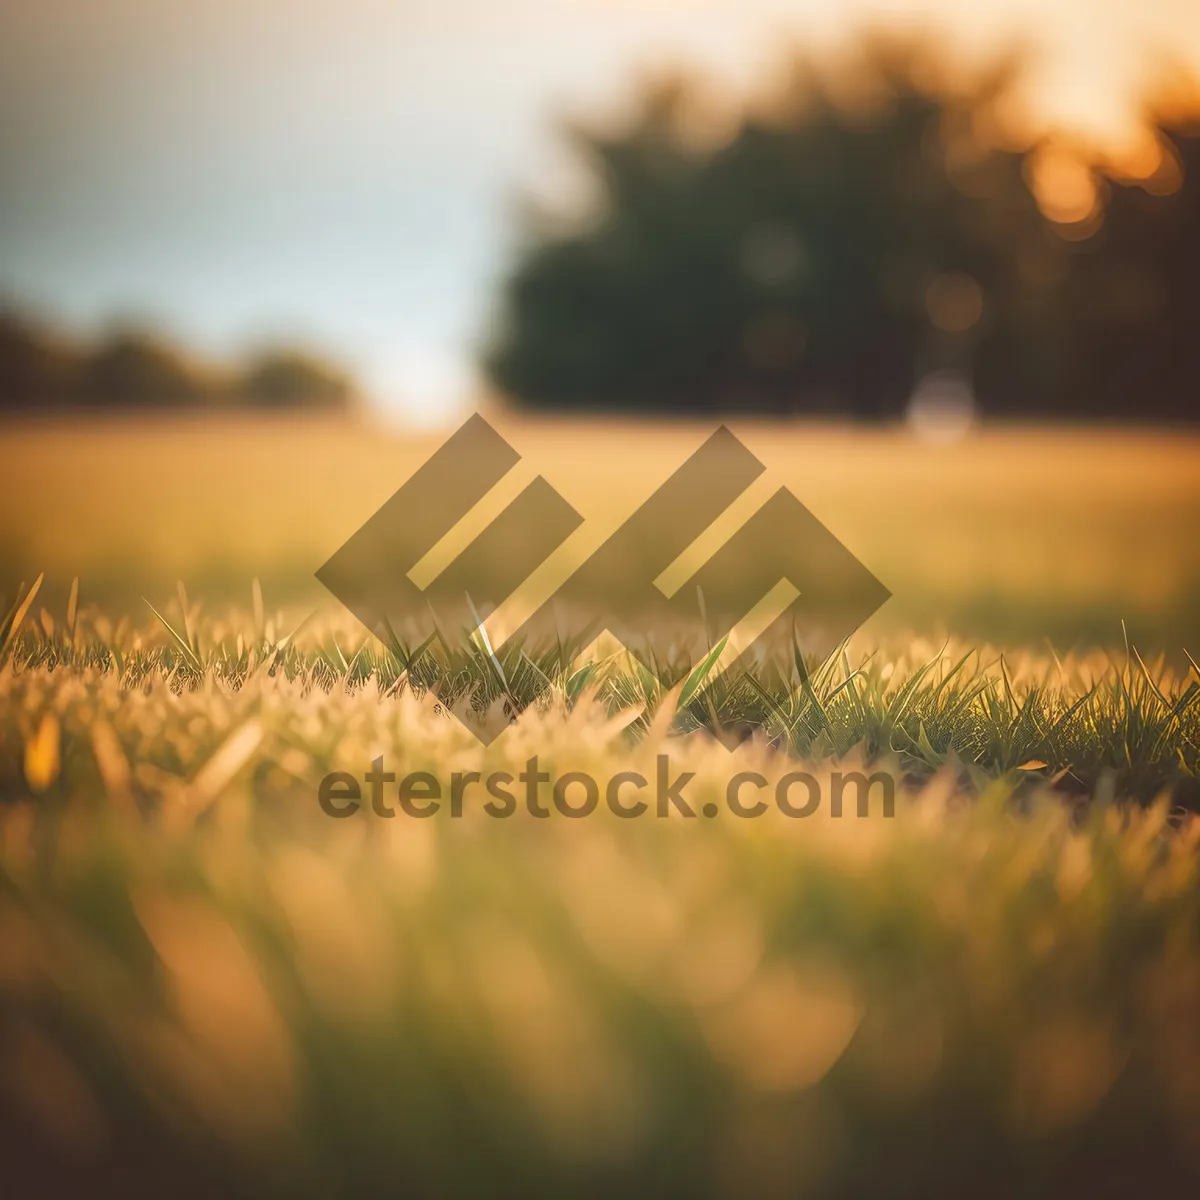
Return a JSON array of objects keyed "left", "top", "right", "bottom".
[{"left": 1, "top": 0, "right": 1195, "bottom": 422}]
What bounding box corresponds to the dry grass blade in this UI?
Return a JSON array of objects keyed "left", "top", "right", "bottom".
[
  {"left": 145, "top": 597, "right": 201, "bottom": 669},
  {"left": 678, "top": 635, "right": 728, "bottom": 709},
  {"left": 23, "top": 710, "right": 60, "bottom": 793},
  {"left": 164, "top": 718, "right": 264, "bottom": 830},
  {"left": 91, "top": 719, "right": 137, "bottom": 818},
  {"left": 177, "top": 580, "right": 196, "bottom": 653},
  {"left": 1185, "top": 648, "right": 1200, "bottom": 684},
  {"left": 252, "top": 576, "right": 265, "bottom": 639},
  {"left": 0, "top": 572, "right": 44, "bottom": 667},
  {"left": 66, "top": 575, "right": 79, "bottom": 634}
]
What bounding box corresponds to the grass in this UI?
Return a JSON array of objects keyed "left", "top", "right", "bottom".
[
  {"left": 2, "top": 415, "right": 1200, "bottom": 1193},
  {"left": 1, "top": 413, "right": 1199, "bottom": 646},
  {"left": 3, "top": 585, "right": 1197, "bottom": 806},
  {"left": 2, "top": 584, "right": 1200, "bottom": 1196}
]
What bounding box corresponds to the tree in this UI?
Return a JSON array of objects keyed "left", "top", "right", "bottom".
[
  {"left": 485, "top": 40, "right": 1067, "bottom": 419},
  {"left": 0, "top": 316, "right": 360, "bottom": 415},
  {"left": 1063, "top": 113, "right": 1200, "bottom": 422},
  {"left": 79, "top": 331, "right": 204, "bottom": 408},
  {"left": 238, "top": 349, "right": 354, "bottom": 411},
  {"left": 0, "top": 311, "right": 77, "bottom": 410}
]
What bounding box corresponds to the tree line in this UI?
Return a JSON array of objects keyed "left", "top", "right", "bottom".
[{"left": 0, "top": 312, "right": 355, "bottom": 413}]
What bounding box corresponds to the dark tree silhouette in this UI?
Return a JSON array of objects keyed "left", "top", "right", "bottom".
[
  {"left": 239, "top": 350, "right": 354, "bottom": 410},
  {"left": 0, "top": 312, "right": 77, "bottom": 410},
  {"left": 1063, "top": 114, "right": 1200, "bottom": 422},
  {"left": 485, "top": 42, "right": 1067, "bottom": 418},
  {"left": 485, "top": 40, "right": 1199, "bottom": 422},
  {"left": 79, "top": 331, "right": 203, "bottom": 408},
  {"left": 0, "top": 315, "right": 358, "bottom": 413}
]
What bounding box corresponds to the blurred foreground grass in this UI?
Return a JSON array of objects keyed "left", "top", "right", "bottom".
[
  {"left": 1, "top": 597, "right": 1200, "bottom": 1195},
  {"left": 1, "top": 413, "right": 1198, "bottom": 648}
]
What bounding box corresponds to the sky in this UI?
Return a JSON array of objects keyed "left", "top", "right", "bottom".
[{"left": 1, "top": 0, "right": 1198, "bottom": 421}]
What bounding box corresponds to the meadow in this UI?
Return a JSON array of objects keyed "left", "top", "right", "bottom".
[
  {"left": 2, "top": 413, "right": 1200, "bottom": 1195},
  {"left": 1, "top": 412, "right": 1198, "bottom": 646}
]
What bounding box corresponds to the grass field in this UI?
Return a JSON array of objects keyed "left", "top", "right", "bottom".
[
  {"left": 1, "top": 413, "right": 1199, "bottom": 646},
  {"left": 2, "top": 414, "right": 1200, "bottom": 1195}
]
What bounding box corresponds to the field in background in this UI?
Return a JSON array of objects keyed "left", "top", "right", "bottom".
[{"left": 1, "top": 413, "right": 1198, "bottom": 650}]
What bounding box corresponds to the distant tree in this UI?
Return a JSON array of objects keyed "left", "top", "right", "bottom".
[
  {"left": 1064, "top": 113, "right": 1200, "bottom": 422},
  {"left": 0, "top": 314, "right": 361, "bottom": 415},
  {"left": 485, "top": 39, "right": 1068, "bottom": 419},
  {"left": 238, "top": 349, "right": 354, "bottom": 411},
  {"left": 79, "top": 331, "right": 205, "bottom": 408},
  {"left": 0, "top": 311, "right": 78, "bottom": 409}
]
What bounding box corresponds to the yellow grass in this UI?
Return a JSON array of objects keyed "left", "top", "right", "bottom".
[
  {"left": 3, "top": 414, "right": 1200, "bottom": 1193},
  {"left": 1, "top": 412, "right": 1198, "bottom": 645}
]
